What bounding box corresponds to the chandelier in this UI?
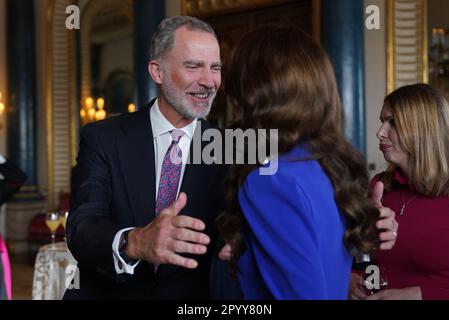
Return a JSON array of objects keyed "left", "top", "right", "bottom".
[{"left": 0, "top": 91, "right": 4, "bottom": 115}]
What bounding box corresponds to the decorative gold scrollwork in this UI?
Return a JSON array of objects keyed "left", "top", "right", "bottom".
[{"left": 183, "top": 0, "right": 292, "bottom": 17}]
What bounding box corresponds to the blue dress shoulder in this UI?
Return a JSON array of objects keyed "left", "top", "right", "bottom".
[{"left": 237, "top": 143, "right": 352, "bottom": 299}]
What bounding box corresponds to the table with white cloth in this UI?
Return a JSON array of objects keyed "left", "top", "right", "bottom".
[{"left": 32, "top": 241, "right": 78, "bottom": 300}]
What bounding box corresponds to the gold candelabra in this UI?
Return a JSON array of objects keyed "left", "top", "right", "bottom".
[{"left": 80, "top": 96, "right": 107, "bottom": 125}]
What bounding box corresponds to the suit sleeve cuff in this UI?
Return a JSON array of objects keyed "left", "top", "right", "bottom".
[{"left": 112, "top": 227, "right": 140, "bottom": 274}]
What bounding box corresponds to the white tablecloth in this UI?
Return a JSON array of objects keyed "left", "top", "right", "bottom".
[{"left": 32, "top": 242, "right": 78, "bottom": 300}]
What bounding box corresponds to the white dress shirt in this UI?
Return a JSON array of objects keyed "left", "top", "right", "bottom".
[{"left": 112, "top": 100, "right": 197, "bottom": 274}]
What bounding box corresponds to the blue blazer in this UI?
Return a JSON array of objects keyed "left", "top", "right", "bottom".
[{"left": 237, "top": 143, "right": 352, "bottom": 299}]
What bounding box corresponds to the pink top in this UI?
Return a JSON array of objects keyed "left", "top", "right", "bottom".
[{"left": 371, "top": 171, "right": 449, "bottom": 299}]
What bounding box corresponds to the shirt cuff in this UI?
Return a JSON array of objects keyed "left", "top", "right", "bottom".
[
  {"left": 112, "top": 227, "right": 140, "bottom": 275},
  {"left": 0, "top": 155, "right": 6, "bottom": 164}
]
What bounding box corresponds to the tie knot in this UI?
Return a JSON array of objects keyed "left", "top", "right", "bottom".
[{"left": 170, "top": 129, "right": 185, "bottom": 143}]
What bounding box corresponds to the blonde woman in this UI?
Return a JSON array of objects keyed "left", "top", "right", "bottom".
[{"left": 350, "top": 83, "right": 449, "bottom": 300}]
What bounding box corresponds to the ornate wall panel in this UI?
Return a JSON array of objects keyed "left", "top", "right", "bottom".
[
  {"left": 387, "top": 0, "right": 428, "bottom": 92},
  {"left": 45, "top": 0, "right": 78, "bottom": 208}
]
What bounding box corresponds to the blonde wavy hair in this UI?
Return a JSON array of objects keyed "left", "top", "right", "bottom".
[{"left": 382, "top": 83, "right": 449, "bottom": 197}]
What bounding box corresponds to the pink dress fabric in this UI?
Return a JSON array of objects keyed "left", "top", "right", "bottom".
[{"left": 0, "top": 234, "right": 12, "bottom": 300}]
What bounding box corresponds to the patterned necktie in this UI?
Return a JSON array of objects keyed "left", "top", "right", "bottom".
[{"left": 155, "top": 129, "right": 185, "bottom": 215}]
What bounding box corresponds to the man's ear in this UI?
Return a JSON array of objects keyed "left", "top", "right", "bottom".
[{"left": 148, "top": 60, "right": 163, "bottom": 84}]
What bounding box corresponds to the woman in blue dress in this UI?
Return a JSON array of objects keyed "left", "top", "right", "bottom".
[{"left": 217, "top": 24, "right": 395, "bottom": 299}]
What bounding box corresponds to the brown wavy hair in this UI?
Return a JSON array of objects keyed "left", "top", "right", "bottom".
[
  {"left": 380, "top": 84, "right": 449, "bottom": 197},
  {"left": 216, "top": 24, "right": 380, "bottom": 272}
]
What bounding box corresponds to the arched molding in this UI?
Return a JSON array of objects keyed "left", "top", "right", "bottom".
[{"left": 80, "top": 0, "right": 133, "bottom": 101}]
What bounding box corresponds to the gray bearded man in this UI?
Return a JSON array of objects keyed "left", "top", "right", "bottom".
[{"left": 65, "top": 16, "right": 236, "bottom": 299}]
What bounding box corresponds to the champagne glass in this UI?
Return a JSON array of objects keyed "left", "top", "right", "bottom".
[
  {"left": 60, "top": 211, "right": 69, "bottom": 241},
  {"left": 354, "top": 253, "right": 371, "bottom": 271},
  {"left": 46, "top": 211, "right": 60, "bottom": 245},
  {"left": 360, "top": 265, "right": 388, "bottom": 295}
]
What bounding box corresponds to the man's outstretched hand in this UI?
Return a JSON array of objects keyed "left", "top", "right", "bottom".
[{"left": 126, "top": 192, "right": 210, "bottom": 268}]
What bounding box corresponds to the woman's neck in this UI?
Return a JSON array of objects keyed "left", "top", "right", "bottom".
[{"left": 397, "top": 164, "right": 410, "bottom": 180}]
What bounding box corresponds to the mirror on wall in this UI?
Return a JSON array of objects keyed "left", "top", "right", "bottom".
[
  {"left": 90, "top": 6, "right": 134, "bottom": 116},
  {"left": 80, "top": 2, "right": 134, "bottom": 125},
  {"left": 386, "top": 0, "right": 427, "bottom": 93}
]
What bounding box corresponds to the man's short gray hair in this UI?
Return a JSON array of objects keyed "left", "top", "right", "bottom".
[{"left": 150, "top": 15, "right": 217, "bottom": 61}]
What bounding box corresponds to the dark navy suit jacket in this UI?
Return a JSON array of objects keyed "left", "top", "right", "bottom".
[{"left": 65, "top": 102, "right": 227, "bottom": 299}]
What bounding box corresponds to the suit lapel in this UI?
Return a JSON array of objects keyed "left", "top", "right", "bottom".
[
  {"left": 117, "top": 103, "right": 156, "bottom": 227},
  {"left": 179, "top": 119, "right": 209, "bottom": 212},
  {"left": 158, "top": 120, "right": 212, "bottom": 278}
]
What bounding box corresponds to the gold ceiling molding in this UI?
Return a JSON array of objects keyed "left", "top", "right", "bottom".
[
  {"left": 182, "top": 0, "right": 296, "bottom": 17},
  {"left": 387, "top": 0, "right": 428, "bottom": 93}
]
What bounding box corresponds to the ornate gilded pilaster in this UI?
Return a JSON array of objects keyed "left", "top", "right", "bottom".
[{"left": 387, "top": 0, "right": 428, "bottom": 93}]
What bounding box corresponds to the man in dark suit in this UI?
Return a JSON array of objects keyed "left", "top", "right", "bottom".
[{"left": 65, "top": 16, "right": 227, "bottom": 299}]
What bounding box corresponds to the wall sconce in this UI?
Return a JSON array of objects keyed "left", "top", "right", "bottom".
[
  {"left": 0, "top": 91, "right": 5, "bottom": 115},
  {"left": 0, "top": 91, "right": 5, "bottom": 131},
  {"left": 80, "top": 96, "right": 107, "bottom": 125}
]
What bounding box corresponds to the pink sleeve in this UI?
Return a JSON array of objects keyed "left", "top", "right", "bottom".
[{"left": 0, "top": 234, "right": 12, "bottom": 300}]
